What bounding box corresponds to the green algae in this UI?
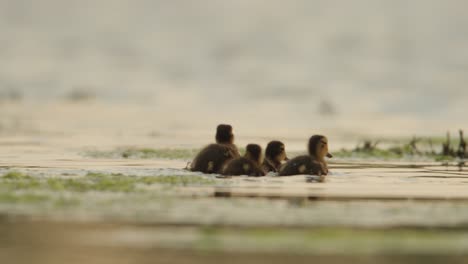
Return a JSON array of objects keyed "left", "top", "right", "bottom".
[
  {"left": 86, "top": 172, "right": 215, "bottom": 187},
  {"left": 1, "top": 171, "right": 41, "bottom": 190},
  {"left": 3, "top": 171, "right": 35, "bottom": 180},
  {"left": 0, "top": 192, "right": 50, "bottom": 203},
  {"left": 0, "top": 171, "right": 215, "bottom": 194},
  {"left": 0, "top": 171, "right": 215, "bottom": 210}
]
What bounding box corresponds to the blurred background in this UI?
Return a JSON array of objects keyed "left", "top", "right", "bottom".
[{"left": 0, "top": 0, "right": 467, "bottom": 144}]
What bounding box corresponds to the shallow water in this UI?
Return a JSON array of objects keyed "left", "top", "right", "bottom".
[
  {"left": 1, "top": 105, "right": 468, "bottom": 261},
  {"left": 1, "top": 123, "right": 468, "bottom": 228}
]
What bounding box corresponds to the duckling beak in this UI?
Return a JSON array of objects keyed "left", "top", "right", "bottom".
[{"left": 326, "top": 153, "right": 333, "bottom": 158}]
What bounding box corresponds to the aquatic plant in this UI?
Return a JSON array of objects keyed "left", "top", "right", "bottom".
[
  {"left": 0, "top": 193, "right": 50, "bottom": 203},
  {"left": 333, "top": 132, "right": 467, "bottom": 163},
  {"left": 0, "top": 171, "right": 215, "bottom": 194}
]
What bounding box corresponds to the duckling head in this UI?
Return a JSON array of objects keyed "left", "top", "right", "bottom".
[
  {"left": 216, "top": 124, "right": 234, "bottom": 144},
  {"left": 265, "top": 140, "right": 288, "bottom": 163},
  {"left": 308, "top": 135, "right": 333, "bottom": 161},
  {"left": 245, "top": 144, "right": 263, "bottom": 165}
]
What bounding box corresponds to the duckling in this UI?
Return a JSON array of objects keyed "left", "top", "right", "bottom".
[
  {"left": 278, "top": 135, "right": 332, "bottom": 176},
  {"left": 262, "top": 140, "right": 289, "bottom": 173},
  {"left": 222, "top": 144, "right": 266, "bottom": 176},
  {"left": 190, "top": 124, "right": 241, "bottom": 174}
]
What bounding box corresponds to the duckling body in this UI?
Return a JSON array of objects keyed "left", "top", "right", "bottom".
[
  {"left": 262, "top": 141, "right": 288, "bottom": 173},
  {"left": 222, "top": 157, "right": 265, "bottom": 176},
  {"left": 278, "top": 135, "right": 332, "bottom": 176},
  {"left": 222, "top": 144, "right": 265, "bottom": 177},
  {"left": 190, "top": 124, "right": 241, "bottom": 174},
  {"left": 278, "top": 155, "right": 327, "bottom": 176},
  {"left": 190, "top": 143, "right": 239, "bottom": 173},
  {"left": 262, "top": 158, "right": 279, "bottom": 173}
]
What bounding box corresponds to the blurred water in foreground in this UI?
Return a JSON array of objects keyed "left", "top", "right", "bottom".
[{"left": 0, "top": 0, "right": 467, "bottom": 141}]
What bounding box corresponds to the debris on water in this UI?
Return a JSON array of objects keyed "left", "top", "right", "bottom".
[
  {"left": 318, "top": 100, "right": 337, "bottom": 116},
  {"left": 65, "top": 87, "right": 96, "bottom": 102}
]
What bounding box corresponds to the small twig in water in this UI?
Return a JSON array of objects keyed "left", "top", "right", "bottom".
[{"left": 442, "top": 131, "right": 453, "bottom": 156}]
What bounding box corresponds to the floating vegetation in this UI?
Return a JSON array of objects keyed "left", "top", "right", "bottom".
[
  {"left": 333, "top": 139, "right": 420, "bottom": 160},
  {"left": 84, "top": 147, "right": 199, "bottom": 160},
  {"left": 3, "top": 171, "right": 35, "bottom": 180},
  {"left": 0, "top": 171, "right": 218, "bottom": 211},
  {"left": 0, "top": 193, "right": 50, "bottom": 204},
  {"left": 334, "top": 131, "right": 467, "bottom": 165},
  {"left": 0, "top": 171, "right": 215, "bottom": 194},
  {"left": 81, "top": 132, "right": 466, "bottom": 169},
  {"left": 334, "top": 147, "right": 403, "bottom": 160}
]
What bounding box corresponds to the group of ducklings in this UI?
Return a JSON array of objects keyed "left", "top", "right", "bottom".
[{"left": 189, "top": 124, "right": 332, "bottom": 177}]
